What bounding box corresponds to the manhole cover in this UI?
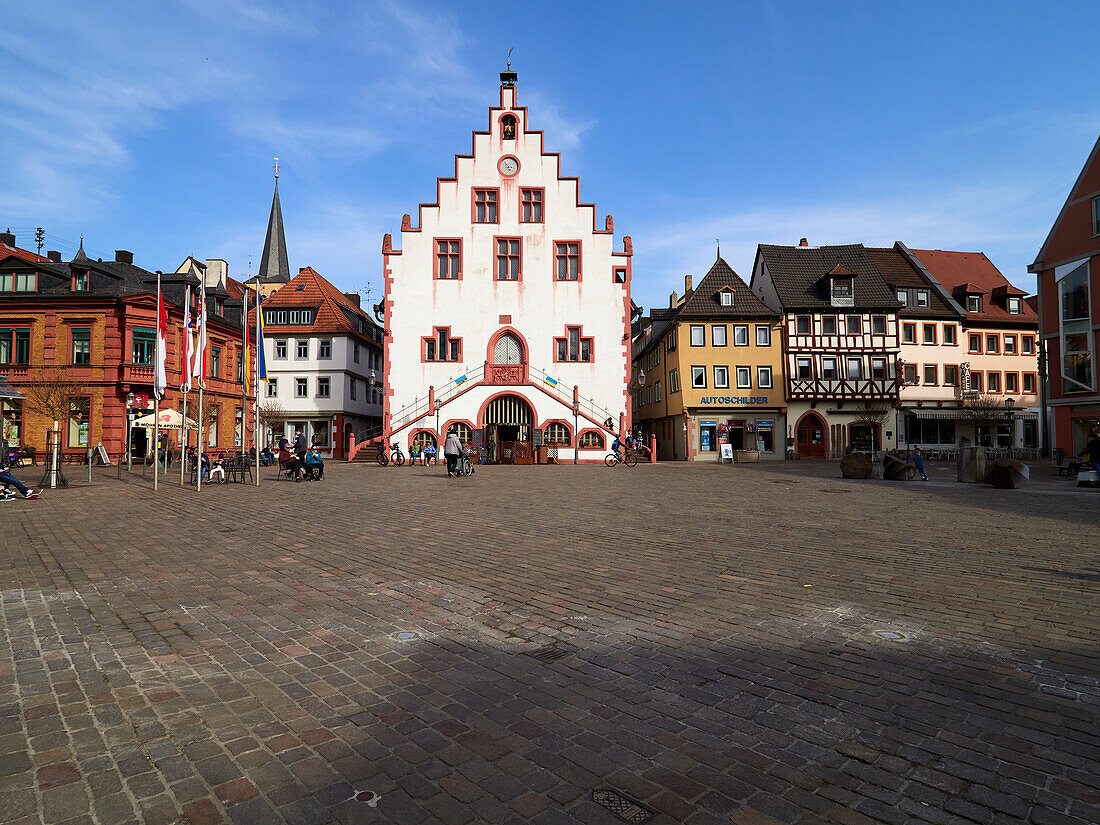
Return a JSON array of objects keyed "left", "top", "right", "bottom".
[
  {"left": 524, "top": 645, "right": 570, "bottom": 663},
  {"left": 592, "top": 789, "right": 656, "bottom": 823}
]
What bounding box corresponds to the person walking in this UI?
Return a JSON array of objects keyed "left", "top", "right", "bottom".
[{"left": 444, "top": 429, "right": 463, "bottom": 477}]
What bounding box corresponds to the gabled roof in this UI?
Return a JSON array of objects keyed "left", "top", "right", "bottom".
[
  {"left": 908, "top": 248, "right": 1038, "bottom": 324},
  {"left": 0, "top": 239, "right": 48, "bottom": 264},
  {"left": 756, "top": 243, "right": 900, "bottom": 310},
  {"left": 1030, "top": 132, "right": 1100, "bottom": 272},
  {"left": 866, "top": 246, "right": 962, "bottom": 319},
  {"left": 256, "top": 266, "right": 380, "bottom": 343},
  {"left": 258, "top": 180, "right": 291, "bottom": 283},
  {"left": 680, "top": 257, "right": 778, "bottom": 319}
]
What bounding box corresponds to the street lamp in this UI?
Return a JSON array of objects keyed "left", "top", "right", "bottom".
[{"left": 125, "top": 391, "right": 135, "bottom": 471}]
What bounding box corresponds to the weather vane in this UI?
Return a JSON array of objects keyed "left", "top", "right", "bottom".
[
  {"left": 507, "top": 47, "right": 513, "bottom": 70},
  {"left": 274, "top": 157, "right": 279, "bottom": 179}
]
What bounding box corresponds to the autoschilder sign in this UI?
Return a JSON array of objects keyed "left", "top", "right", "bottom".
[{"left": 699, "top": 396, "right": 769, "bottom": 405}]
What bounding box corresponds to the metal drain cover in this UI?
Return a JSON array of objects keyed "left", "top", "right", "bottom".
[
  {"left": 524, "top": 645, "right": 570, "bottom": 663},
  {"left": 592, "top": 789, "right": 656, "bottom": 823}
]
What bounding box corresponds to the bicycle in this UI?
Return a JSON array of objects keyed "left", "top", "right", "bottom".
[
  {"left": 458, "top": 450, "right": 476, "bottom": 477},
  {"left": 604, "top": 449, "right": 637, "bottom": 467},
  {"left": 376, "top": 443, "right": 405, "bottom": 467}
]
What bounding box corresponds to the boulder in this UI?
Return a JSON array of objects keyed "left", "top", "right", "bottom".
[
  {"left": 840, "top": 452, "right": 873, "bottom": 479},
  {"left": 984, "top": 459, "right": 1030, "bottom": 489},
  {"left": 882, "top": 452, "right": 916, "bottom": 481}
]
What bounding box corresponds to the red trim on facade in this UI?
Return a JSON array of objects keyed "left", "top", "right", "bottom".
[
  {"left": 485, "top": 326, "right": 529, "bottom": 365},
  {"left": 537, "top": 418, "right": 574, "bottom": 446},
  {"left": 432, "top": 237, "right": 463, "bottom": 280},
  {"left": 497, "top": 154, "right": 520, "bottom": 177},
  {"left": 492, "top": 236, "right": 522, "bottom": 282},
  {"left": 472, "top": 187, "right": 500, "bottom": 225},
  {"left": 475, "top": 390, "right": 534, "bottom": 428},
  {"left": 552, "top": 240, "right": 582, "bottom": 283},
  {"left": 421, "top": 326, "right": 463, "bottom": 363},
  {"left": 519, "top": 187, "right": 545, "bottom": 224},
  {"left": 576, "top": 427, "right": 606, "bottom": 450},
  {"left": 552, "top": 324, "right": 594, "bottom": 364}
]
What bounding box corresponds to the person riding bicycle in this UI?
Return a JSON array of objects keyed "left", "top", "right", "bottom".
[{"left": 611, "top": 435, "right": 622, "bottom": 456}]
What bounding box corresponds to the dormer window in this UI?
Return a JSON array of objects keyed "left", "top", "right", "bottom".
[
  {"left": 215, "top": 298, "right": 224, "bottom": 315},
  {"left": 830, "top": 277, "right": 854, "bottom": 307},
  {"left": 916, "top": 290, "right": 929, "bottom": 307},
  {"left": 73, "top": 271, "right": 88, "bottom": 291},
  {"left": 896, "top": 289, "right": 908, "bottom": 305},
  {"left": 1008, "top": 297, "right": 1021, "bottom": 314},
  {"left": 719, "top": 288, "right": 734, "bottom": 307},
  {"left": 501, "top": 114, "right": 517, "bottom": 140},
  {"left": 967, "top": 295, "right": 981, "bottom": 313}
]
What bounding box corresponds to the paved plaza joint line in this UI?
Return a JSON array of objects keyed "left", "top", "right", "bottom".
[{"left": 0, "top": 460, "right": 1097, "bottom": 825}]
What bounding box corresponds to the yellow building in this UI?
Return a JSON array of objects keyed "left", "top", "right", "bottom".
[{"left": 633, "top": 258, "right": 785, "bottom": 460}]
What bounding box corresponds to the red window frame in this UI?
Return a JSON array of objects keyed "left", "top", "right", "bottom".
[
  {"left": 553, "top": 325, "right": 594, "bottom": 363},
  {"left": 554, "top": 241, "right": 582, "bottom": 282},
  {"left": 1003, "top": 334, "right": 1017, "bottom": 354},
  {"left": 520, "top": 188, "right": 544, "bottom": 223},
  {"left": 1021, "top": 335, "right": 1035, "bottom": 354},
  {"left": 494, "top": 237, "right": 522, "bottom": 281},
  {"left": 434, "top": 238, "right": 462, "bottom": 280},
  {"left": 922, "top": 323, "right": 937, "bottom": 345},
  {"left": 902, "top": 322, "right": 917, "bottom": 344},
  {"left": 1005, "top": 371, "right": 1019, "bottom": 393},
  {"left": 987, "top": 371, "right": 1001, "bottom": 393},
  {"left": 472, "top": 188, "right": 499, "bottom": 224},
  {"left": 1023, "top": 373, "right": 1036, "bottom": 393},
  {"left": 421, "top": 327, "right": 463, "bottom": 363},
  {"left": 923, "top": 364, "right": 938, "bottom": 385},
  {"left": 795, "top": 316, "right": 811, "bottom": 335}
]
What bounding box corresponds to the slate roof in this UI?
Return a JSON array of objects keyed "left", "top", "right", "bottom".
[
  {"left": 866, "top": 246, "right": 961, "bottom": 319},
  {"left": 258, "top": 181, "right": 291, "bottom": 284},
  {"left": 255, "top": 267, "right": 381, "bottom": 344},
  {"left": 679, "top": 257, "right": 779, "bottom": 320},
  {"left": 756, "top": 244, "right": 900, "bottom": 310},
  {"left": 907, "top": 249, "right": 1038, "bottom": 325}
]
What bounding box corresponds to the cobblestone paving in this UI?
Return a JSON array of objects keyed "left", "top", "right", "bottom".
[{"left": 1, "top": 460, "right": 1097, "bottom": 825}]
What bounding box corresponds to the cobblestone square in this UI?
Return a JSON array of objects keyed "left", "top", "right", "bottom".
[{"left": 1, "top": 461, "right": 1097, "bottom": 825}]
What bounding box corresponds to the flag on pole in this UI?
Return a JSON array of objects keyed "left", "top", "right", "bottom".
[
  {"left": 256, "top": 295, "right": 268, "bottom": 382},
  {"left": 181, "top": 286, "right": 194, "bottom": 392},
  {"left": 242, "top": 290, "right": 250, "bottom": 390},
  {"left": 154, "top": 277, "right": 169, "bottom": 400},
  {"left": 192, "top": 279, "right": 208, "bottom": 389}
]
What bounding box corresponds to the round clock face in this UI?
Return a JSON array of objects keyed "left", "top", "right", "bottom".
[{"left": 499, "top": 156, "right": 519, "bottom": 176}]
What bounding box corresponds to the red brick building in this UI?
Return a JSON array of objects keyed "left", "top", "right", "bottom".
[
  {"left": 1029, "top": 133, "right": 1100, "bottom": 456},
  {"left": 0, "top": 231, "right": 253, "bottom": 460}
]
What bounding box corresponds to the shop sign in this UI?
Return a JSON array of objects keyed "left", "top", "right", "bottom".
[
  {"left": 700, "top": 396, "right": 769, "bottom": 405},
  {"left": 757, "top": 420, "right": 774, "bottom": 428},
  {"left": 700, "top": 420, "right": 717, "bottom": 427}
]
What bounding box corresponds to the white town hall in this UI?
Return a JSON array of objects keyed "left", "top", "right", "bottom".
[{"left": 379, "top": 69, "right": 633, "bottom": 463}]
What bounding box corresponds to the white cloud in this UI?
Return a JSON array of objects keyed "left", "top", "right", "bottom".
[{"left": 522, "top": 91, "right": 595, "bottom": 153}]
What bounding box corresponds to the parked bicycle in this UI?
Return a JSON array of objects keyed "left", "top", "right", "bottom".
[
  {"left": 604, "top": 449, "right": 637, "bottom": 468},
  {"left": 377, "top": 443, "right": 406, "bottom": 467}
]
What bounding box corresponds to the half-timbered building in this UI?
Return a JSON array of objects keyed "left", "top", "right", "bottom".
[{"left": 751, "top": 241, "right": 901, "bottom": 458}]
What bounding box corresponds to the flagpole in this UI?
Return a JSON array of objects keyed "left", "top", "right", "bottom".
[
  {"left": 196, "top": 278, "right": 206, "bottom": 493},
  {"left": 254, "top": 289, "right": 261, "bottom": 486},
  {"left": 180, "top": 285, "right": 192, "bottom": 487},
  {"left": 153, "top": 271, "right": 161, "bottom": 492},
  {"left": 241, "top": 290, "right": 248, "bottom": 455},
  {"left": 180, "top": 391, "right": 188, "bottom": 485}
]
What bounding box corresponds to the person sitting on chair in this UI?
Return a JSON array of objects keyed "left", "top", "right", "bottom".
[
  {"left": 1078, "top": 433, "right": 1100, "bottom": 475},
  {"left": 422, "top": 441, "right": 436, "bottom": 465},
  {"left": 278, "top": 446, "right": 303, "bottom": 482},
  {"left": 304, "top": 447, "right": 324, "bottom": 480}
]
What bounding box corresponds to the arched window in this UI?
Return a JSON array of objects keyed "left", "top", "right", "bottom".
[
  {"left": 412, "top": 432, "right": 436, "bottom": 452},
  {"left": 544, "top": 423, "right": 570, "bottom": 446},
  {"left": 449, "top": 423, "right": 472, "bottom": 444},
  {"left": 493, "top": 333, "right": 522, "bottom": 364},
  {"left": 578, "top": 431, "right": 604, "bottom": 450},
  {"left": 501, "top": 114, "right": 517, "bottom": 140}
]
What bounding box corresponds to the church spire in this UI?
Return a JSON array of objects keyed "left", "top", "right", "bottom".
[{"left": 258, "top": 159, "right": 290, "bottom": 283}]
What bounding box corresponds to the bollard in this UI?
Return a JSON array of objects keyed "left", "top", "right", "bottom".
[{"left": 87, "top": 446, "right": 93, "bottom": 484}]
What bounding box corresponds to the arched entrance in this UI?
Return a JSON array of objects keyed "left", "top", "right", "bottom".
[
  {"left": 481, "top": 393, "right": 534, "bottom": 464},
  {"left": 796, "top": 412, "right": 827, "bottom": 458},
  {"left": 486, "top": 328, "right": 528, "bottom": 385}
]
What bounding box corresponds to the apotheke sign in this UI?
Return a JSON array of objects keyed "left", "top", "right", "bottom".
[{"left": 699, "top": 396, "right": 769, "bottom": 405}]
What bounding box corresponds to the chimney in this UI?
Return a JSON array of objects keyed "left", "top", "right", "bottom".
[
  {"left": 684, "top": 274, "right": 693, "bottom": 297},
  {"left": 114, "top": 250, "right": 133, "bottom": 264},
  {"left": 47, "top": 251, "right": 61, "bottom": 263},
  {"left": 343, "top": 292, "right": 361, "bottom": 309},
  {"left": 0, "top": 229, "right": 14, "bottom": 247},
  {"left": 799, "top": 238, "right": 809, "bottom": 247},
  {"left": 204, "top": 258, "right": 228, "bottom": 287},
  {"left": 669, "top": 291, "right": 678, "bottom": 308}
]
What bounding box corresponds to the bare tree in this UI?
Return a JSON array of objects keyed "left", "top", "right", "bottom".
[
  {"left": 20, "top": 367, "right": 84, "bottom": 424},
  {"left": 850, "top": 405, "right": 891, "bottom": 454},
  {"left": 958, "top": 395, "right": 1007, "bottom": 446},
  {"left": 258, "top": 399, "right": 289, "bottom": 443}
]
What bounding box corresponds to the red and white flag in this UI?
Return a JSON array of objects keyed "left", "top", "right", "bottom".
[
  {"left": 181, "top": 286, "right": 194, "bottom": 392},
  {"left": 154, "top": 275, "right": 169, "bottom": 400},
  {"left": 191, "top": 280, "right": 208, "bottom": 389}
]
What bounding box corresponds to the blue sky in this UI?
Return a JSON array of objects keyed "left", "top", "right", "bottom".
[{"left": 2, "top": 1, "right": 1097, "bottom": 311}]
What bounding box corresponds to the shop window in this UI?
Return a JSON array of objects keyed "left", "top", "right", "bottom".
[
  {"left": 578, "top": 431, "right": 604, "bottom": 449},
  {"left": 554, "top": 242, "right": 580, "bottom": 281},
  {"left": 131, "top": 328, "right": 155, "bottom": 365},
  {"left": 923, "top": 365, "right": 937, "bottom": 385},
  {"left": 554, "top": 326, "right": 592, "bottom": 362},
  {"left": 714, "top": 366, "right": 730, "bottom": 389},
  {"left": 312, "top": 421, "right": 331, "bottom": 448},
  {"left": 474, "top": 189, "right": 498, "bottom": 223},
  {"left": 496, "top": 238, "right": 521, "bottom": 281},
  {"left": 756, "top": 325, "right": 771, "bottom": 346},
  {"left": 733, "top": 325, "right": 749, "bottom": 346},
  {"left": 1, "top": 398, "right": 22, "bottom": 447},
  {"left": 436, "top": 239, "right": 462, "bottom": 279},
  {"left": 712, "top": 325, "right": 727, "bottom": 347},
  {"left": 424, "top": 327, "right": 462, "bottom": 362},
  {"left": 521, "top": 189, "right": 543, "bottom": 223},
  {"left": 544, "top": 422, "right": 570, "bottom": 445},
  {"left": 757, "top": 366, "right": 773, "bottom": 388},
  {"left": 67, "top": 398, "right": 90, "bottom": 448}
]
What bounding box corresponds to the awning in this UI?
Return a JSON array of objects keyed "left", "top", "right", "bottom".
[
  {"left": 908, "top": 409, "right": 1038, "bottom": 421},
  {"left": 0, "top": 377, "right": 22, "bottom": 399}
]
